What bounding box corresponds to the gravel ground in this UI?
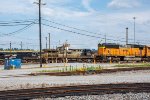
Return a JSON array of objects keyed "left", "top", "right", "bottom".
[
  {"left": 0, "top": 63, "right": 117, "bottom": 70},
  {"left": 0, "top": 69, "right": 150, "bottom": 91},
  {"left": 34, "top": 92, "right": 150, "bottom": 100},
  {"left": 0, "top": 63, "right": 144, "bottom": 77},
  {"left": 0, "top": 63, "right": 120, "bottom": 79},
  {"left": 0, "top": 63, "right": 150, "bottom": 91}
]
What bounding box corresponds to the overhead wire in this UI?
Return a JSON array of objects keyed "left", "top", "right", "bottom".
[
  {"left": 0, "top": 18, "right": 149, "bottom": 46},
  {"left": 0, "top": 21, "right": 36, "bottom": 37},
  {"left": 0, "top": 23, "right": 35, "bottom": 26},
  {"left": 0, "top": 19, "right": 37, "bottom": 24},
  {"left": 41, "top": 23, "right": 104, "bottom": 39},
  {"left": 42, "top": 19, "right": 150, "bottom": 44},
  {"left": 42, "top": 19, "right": 106, "bottom": 36},
  {"left": 41, "top": 23, "right": 127, "bottom": 43},
  {"left": 42, "top": 19, "right": 128, "bottom": 39},
  {"left": 41, "top": 19, "right": 132, "bottom": 43},
  {"left": 0, "top": 19, "right": 141, "bottom": 45},
  {"left": 0, "top": 19, "right": 37, "bottom": 26}
]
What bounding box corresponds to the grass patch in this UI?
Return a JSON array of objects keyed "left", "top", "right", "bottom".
[
  {"left": 37, "top": 65, "right": 102, "bottom": 73},
  {"left": 38, "top": 70, "right": 60, "bottom": 73},
  {"left": 114, "top": 63, "right": 150, "bottom": 68}
]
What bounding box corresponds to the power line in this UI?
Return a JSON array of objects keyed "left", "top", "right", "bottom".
[
  {"left": 0, "top": 23, "right": 35, "bottom": 26},
  {"left": 37, "top": 19, "right": 149, "bottom": 44},
  {"left": 0, "top": 19, "right": 37, "bottom": 24},
  {"left": 0, "top": 43, "right": 9, "bottom": 45},
  {"left": 42, "top": 18, "right": 125, "bottom": 39},
  {"left": 42, "top": 18, "right": 104, "bottom": 36},
  {"left": 0, "top": 18, "right": 149, "bottom": 45},
  {"left": 42, "top": 23, "right": 127, "bottom": 43},
  {"left": 0, "top": 19, "right": 37, "bottom": 26},
  {"left": 42, "top": 23, "right": 104, "bottom": 39},
  {"left": 0, "top": 22, "right": 35, "bottom": 37},
  {"left": 0, "top": 20, "right": 148, "bottom": 45},
  {"left": 42, "top": 20, "right": 150, "bottom": 44}
]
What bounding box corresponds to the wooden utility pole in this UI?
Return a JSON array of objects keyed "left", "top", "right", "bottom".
[
  {"left": 34, "top": 0, "right": 45, "bottom": 67},
  {"left": 133, "top": 17, "right": 136, "bottom": 44},
  {"left": 65, "top": 41, "right": 68, "bottom": 63},
  {"left": 105, "top": 34, "right": 106, "bottom": 44},
  {"left": 63, "top": 44, "right": 65, "bottom": 63},
  {"left": 10, "top": 41, "right": 12, "bottom": 53},
  {"left": 21, "top": 41, "right": 23, "bottom": 50},
  {"left": 39, "top": 0, "right": 42, "bottom": 67},
  {"left": 126, "top": 27, "right": 128, "bottom": 45},
  {"left": 45, "top": 37, "right": 47, "bottom": 49},
  {"left": 48, "top": 33, "right": 50, "bottom": 49}
]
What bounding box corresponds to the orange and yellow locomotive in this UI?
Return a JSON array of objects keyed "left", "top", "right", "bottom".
[{"left": 97, "top": 43, "right": 150, "bottom": 62}]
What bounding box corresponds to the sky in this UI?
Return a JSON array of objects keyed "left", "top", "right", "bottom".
[{"left": 0, "top": 0, "right": 150, "bottom": 50}]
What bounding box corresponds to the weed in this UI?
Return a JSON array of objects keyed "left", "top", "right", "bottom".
[{"left": 114, "top": 63, "right": 150, "bottom": 67}]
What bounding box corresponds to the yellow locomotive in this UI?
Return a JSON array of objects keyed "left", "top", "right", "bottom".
[{"left": 97, "top": 43, "right": 150, "bottom": 62}]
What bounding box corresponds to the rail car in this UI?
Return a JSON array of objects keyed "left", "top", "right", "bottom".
[
  {"left": 96, "top": 43, "right": 150, "bottom": 62},
  {"left": 42, "top": 49, "right": 95, "bottom": 63}
]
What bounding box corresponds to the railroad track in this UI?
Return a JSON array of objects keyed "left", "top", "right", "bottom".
[{"left": 0, "top": 83, "right": 150, "bottom": 100}]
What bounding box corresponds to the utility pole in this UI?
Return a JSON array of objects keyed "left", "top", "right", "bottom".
[
  {"left": 34, "top": 0, "right": 45, "bottom": 68},
  {"left": 45, "top": 37, "right": 47, "bottom": 49},
  {"left": 59, "top": 40, "right": 60, "bottom": 45},
  {"left": 65, "top": 40, "right": 68, "bottom": 63},
  {"left": 10, "top": 41, "right": 12, "bottom": 53},
  {"left": 48, "top": 33, "right": 51, "bottom": 63},
  {"left": 39, "top": 0, "right": 42, "bottom": 68},
  {"left": 48, "top": 33, "right": 50, "bottom": 49},
  {"left": 126, "top": 27, "right": 128, "bottom": 45},
  {"left": 133, "top": 17, "right": 136, "bottom": 44},
  {"left": 21, "top": 41, "right": 22, "bottom": 50},
  {"left": 63, "top": 44, "right": 65, "bottom": 63},
  {"left": 105, "top": 34, "right": 106, "bottom": 44}
]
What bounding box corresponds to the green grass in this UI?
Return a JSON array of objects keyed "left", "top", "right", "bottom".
[
  {"left": 38, "top": 69, "right": 60, "bottom": 73},
  {"left": 114, "top": 63, "right": 150, "bottom": 68},
  {"left": 37, "top": 65, "right": 102, "bottom": 73},
  {"left": 86, "top": 66, "right": 102, "bottom": 71}
]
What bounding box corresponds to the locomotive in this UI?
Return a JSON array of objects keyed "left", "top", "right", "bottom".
[{"left": 97, "top": 43, "right": 150, "bottom": 62}]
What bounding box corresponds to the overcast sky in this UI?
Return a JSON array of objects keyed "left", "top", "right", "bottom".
[{"left": 0, "top": 0, "right": 150, "bottom": 49}]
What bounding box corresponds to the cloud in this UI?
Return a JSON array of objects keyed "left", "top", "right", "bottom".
[
  {"left": 0, "top": 0, "right": 36, "bottom": 15},
  {"left": 0, "top": 0, "right": 150, "bottom": 48},
  {"left": 82, "top": 0, "right": 95, "bottom": 12},
  {"left": 107, "top": 0, "right": 141, "bottom": 9},
  {"left": 43, "top": 7, "right": 91, "bottom": 18}
]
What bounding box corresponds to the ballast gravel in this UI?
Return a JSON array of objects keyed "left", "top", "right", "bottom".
[
  {"left": 34, "top": 92, "right": 150, "bottom": 100},
  {"left": 0, "top": 70, "right": 150, "bottom": 91}
]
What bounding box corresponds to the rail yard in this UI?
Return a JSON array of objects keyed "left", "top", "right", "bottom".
[
  {"left": 1, "top": 42, "right": 150, "bottom": 64},
  {"left": 0, "top": 36, "right": 150, "bottom": 100},
  {"left": 0, "top": 0, "right": 150, "bottom": 100},
  {"left": 1, "top": 83, "right": 150, "bottom": 100},
  {"left": 0, "top": 62, "right": 150, "bottom": 99}
]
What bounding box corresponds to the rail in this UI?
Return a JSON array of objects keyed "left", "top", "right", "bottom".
[{"left": 0, "top": 83, "right": 150, "bottom": 100}]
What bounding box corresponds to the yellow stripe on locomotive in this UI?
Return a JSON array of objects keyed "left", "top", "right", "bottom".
[{"left": 98, "top": 43, "right": 147, "bottom": 61}]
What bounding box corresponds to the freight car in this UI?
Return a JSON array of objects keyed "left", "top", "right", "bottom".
[
  {"left": 0, "top": 53, "right": 5, "bottom": 64},
  {"left": 42, "top": 49, "right": 95, "bottom": 63},
  {"left": 97, "top": 43, "right": 150, "bottom": 62}
]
